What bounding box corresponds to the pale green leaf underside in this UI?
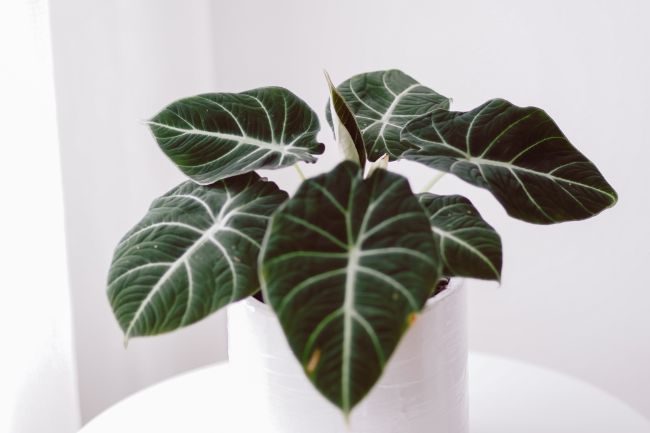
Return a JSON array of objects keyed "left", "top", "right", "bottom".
[
  {"left": 260, "top": 161, "right": 439, "bottom": 414},
  {"left": 149, "top": 87, "right": 324, "bottom": 185},
  {"left": 108, "top": 173, "right": 287, "bottom": 340},
  {"left": 326, "top": 69, "right": 449, "bottom": 161},
  {"left": 402, "top": 98, "right": 618, "bottom": 224},
  {"left": 325, "top": 72, "right": 367, "bottom": 171},
  {"left": 418, "top": 193, "right": 502, "bottom": 281}
]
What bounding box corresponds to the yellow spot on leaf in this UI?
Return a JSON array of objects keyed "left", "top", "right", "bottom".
[
  {"left": 407, "top": 312, "right": 418, "bottom": 327},
  {"left": 306, "top": 348, "right": 321, "bottom": 374}
]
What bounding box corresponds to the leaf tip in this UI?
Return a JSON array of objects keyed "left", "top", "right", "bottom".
[
  {"left": 342, "top": 409, "right": 351, "bottom": 426},
  {"left": 323, "top": 69, "right": 335, "bottom": 91},
  {"left": 494, "top": 265, "right": 503, "bottom": 285}
]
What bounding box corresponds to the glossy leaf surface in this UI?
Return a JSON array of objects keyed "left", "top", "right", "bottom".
[
  {"left": 149, "top": 87, "right": 323, "bottom": 184},
  {"left": 326, "top": 69, "right": 449, "bottom": 161},
  {"left": 108, "top": 173, "right": 287, "bottom": 340},
  {"left": 260, "top": 161, "right": 440, "bottom": 414},
  {"left": 402, "top": 99, "right": 618, "bottom": 224},
  {"left": 419, "top": 193, "right": 502, "bottom": 281}
]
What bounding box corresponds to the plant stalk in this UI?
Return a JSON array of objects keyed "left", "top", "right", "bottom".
[
  {"left": 420, "top": 171, "right": 446, "bottom": 192},
  {"left": 293, "top": 163, "right": 306, "bottom": 181}
]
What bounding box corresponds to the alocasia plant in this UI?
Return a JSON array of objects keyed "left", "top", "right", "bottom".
[{"left": 107, "top": 69, "right": 617, "bottom": 415}]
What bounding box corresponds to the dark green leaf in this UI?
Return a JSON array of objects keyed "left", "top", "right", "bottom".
[
  {"left": 149, "top": 87, "right": 324, "bottom": 184},
  {"left": 419, "top": 193, "right": 502, "bottom": 281},
  {"left": 326, "top": 70, "right": 449, "bottom": 161},
  {"left": 260, "top": 161, "right": 440, "bottom": 414},
  {"left": 402, "top": 99, "right": 618, "bottom": 224},
  {"left": 108, "top": 173, "right": 287, "bottom": 341}
]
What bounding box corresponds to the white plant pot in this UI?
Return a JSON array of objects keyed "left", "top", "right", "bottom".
[{"left": 227, "top": 280, "right": 468, "bottom": 433}]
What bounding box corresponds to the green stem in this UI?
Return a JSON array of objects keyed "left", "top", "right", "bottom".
[
  {"left": 420, "top": 171, "right": 446, "bottom": 193},
  {"left": 293, "top": 163, "right": 306, "bottom": 181}
]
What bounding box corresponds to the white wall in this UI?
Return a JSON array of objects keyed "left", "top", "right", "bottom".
[
  {"left": 1, "top": 1, "right": 80, "bottom": 432},
  {"left": 52, "top": 0, "right": 650, "bottom": 423},
  {"left": 50, "top": 0, "right": 229, "bottom": 423}
]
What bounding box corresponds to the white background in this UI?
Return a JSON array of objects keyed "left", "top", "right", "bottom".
[
  {"left": 49, "top": 0, "right": 650, "bottom": 425},
  {"left": 1, "top": 1, "right": 79, "bottom": 432}
]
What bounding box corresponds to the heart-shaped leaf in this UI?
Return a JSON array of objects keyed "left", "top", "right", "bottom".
[
  {"left": 148, "top": 87, "right": 324, "bottom": 185},
  {"left": 402, "top": 99, "right": 618, "bottom": 224},
  {"left": 326, "top": 69, "right": 449, "bottom": 161},
  {"left": 325, "top": 71, "right": 367, "bottom": 171},
  {"left": 259, "top": 161, "right": 440, "bottom": 414},
  {"left": 108, "top": 173, "right": 287, "bottom": 341},
  {"left": 418, "top": 193, "right": 502, "bottom": 281}
]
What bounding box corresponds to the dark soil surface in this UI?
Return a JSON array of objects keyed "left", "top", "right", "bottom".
[
  {"left": 433, "top": 276, "right": 450, "bottom": 297},
  {"left": 253, "top": 290, "right": 265, "bottom": 303}
]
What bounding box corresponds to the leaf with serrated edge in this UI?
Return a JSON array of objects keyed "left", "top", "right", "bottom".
[
  {"left": 107, "top": 173, "right": 287, "bottom": 341},
  {"left": 326, "top": 70, "right": 449, "bottom": 161},
  {"left": 418, "top": 193, "right": 502, "bottom": 281},
  {"left": 325, "top": 71, "right": 367, "bottom": 171},
  {"left": 402, "top": 99, "right": 617, "bottom": 224},
  {"left": 260, "top": 161, "right": 440, "bottom": 414},
  {"left": 148, "top": 87, "right": 324, "bottom": 185}
]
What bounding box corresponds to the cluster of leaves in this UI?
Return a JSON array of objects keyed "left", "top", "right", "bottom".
[{"left": 107, "top": 70, "right": 617, "bottom": 415}]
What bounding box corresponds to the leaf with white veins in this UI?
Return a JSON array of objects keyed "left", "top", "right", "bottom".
[
  {"left": 149, "top": 87, "right": 324, "bottom": 184},
  {"left": 418, "top": 193, "right": 502, "bottom": 281},
  {"left": 402, "top": 99, "right": 618, "bottom": 224},
  {"left": 108, "top": 173, "right": 287, "bottom": 341},
  {"left": 260, "top": 161, "right": 440, "bottom": 414},
  {"left": 326, "top": 70, "right": 449, "bottom": 160}
]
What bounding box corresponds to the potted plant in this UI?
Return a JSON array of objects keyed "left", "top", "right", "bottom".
[{"left": 107, "top": 69, "right": 617, "bottom": 432}]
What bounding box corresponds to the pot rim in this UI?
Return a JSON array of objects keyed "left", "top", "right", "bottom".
[{"left": 239, "top": 278, "right": 465, "bottom": 318}]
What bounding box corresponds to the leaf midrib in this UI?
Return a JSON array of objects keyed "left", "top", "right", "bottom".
[
  {"left": 341, "top": 244, "right": 359, "bottom": 414},
  {"left": 122, "top": 192, "right": 252, "bottom": 340},
  {"left": 431, "top": 225, "right": 499, "bottom": 279},
  {"left": 467, "top": 157, "right": 615, "bottom": 200},
  {"left": 147, "top": 121, "right": 294, "bottom": 155},
  {"left": 123, "top": 219, "right": 226, "bottom": 339}
]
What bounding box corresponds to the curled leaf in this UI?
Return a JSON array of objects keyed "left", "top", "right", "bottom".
[{"left": 325, "top": 71, "right": 367, "bottom": 171}]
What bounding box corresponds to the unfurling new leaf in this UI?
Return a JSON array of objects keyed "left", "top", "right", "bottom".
[
  {"left": 326, "top": 69, "right": 449, "bottom": 161},
  {"left": 325, "top": 71, "right": 367, "bottom": 171}
]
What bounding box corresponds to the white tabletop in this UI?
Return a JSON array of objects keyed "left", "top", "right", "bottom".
[{"left": 80, "top": 353, "right": 650, "bottom": 433}]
